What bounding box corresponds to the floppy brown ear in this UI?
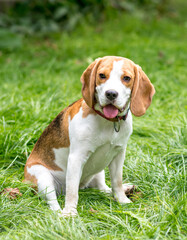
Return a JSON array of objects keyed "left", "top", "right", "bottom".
[
  {"left": 80, "top": 58, "right": 101, "bottom": 108},
  {"left": 130, "top": 65, "right": 155, "bottom": 117}
]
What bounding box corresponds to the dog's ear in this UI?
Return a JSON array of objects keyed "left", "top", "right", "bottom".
[
  {"left": 130, "top": 65, "right": 155, "bottom": 116},
  {"left": 80, "top": 58, "right": 101, "bottom": 108}
]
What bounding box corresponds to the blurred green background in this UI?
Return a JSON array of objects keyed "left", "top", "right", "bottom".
[
  {"left": 0, "top": 0, "right": 184, "bottom": 49},
  {"left": 0, "top": 0, "right": 171, "bottom": 33}
]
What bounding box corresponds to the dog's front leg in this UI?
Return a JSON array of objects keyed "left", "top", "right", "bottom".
[
  {"left": 62, "top": 153, "right": 87, "bottom": 217},
  {"left": 109, "top": 149, "right": 131, "bottom": 204}
]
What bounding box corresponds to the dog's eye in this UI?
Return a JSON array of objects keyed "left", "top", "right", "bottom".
[
  {"left": 123, "top": 76, "right": 131, "bottom": 82},
  {"left": 99, "top": 73, "right": 106, "bottom": 79}
]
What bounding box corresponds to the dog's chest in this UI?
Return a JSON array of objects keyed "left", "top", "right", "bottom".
[
  {"left": 53, "top": 131, "right": 123, "bottom": 175},
  {"left": 81, "top": 141, "right": 121, "bottom": 178},
  {"left": 53, "top": 110, "right": 132, "bottom": 180}
]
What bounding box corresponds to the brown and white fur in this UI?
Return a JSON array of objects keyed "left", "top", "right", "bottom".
[{"left": 24, "top": 56, "right": 155, "bottom": 216}]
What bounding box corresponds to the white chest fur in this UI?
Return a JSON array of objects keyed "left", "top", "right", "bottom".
[{"left": 53, "top": 107, "right": 132, "bottom": 185}]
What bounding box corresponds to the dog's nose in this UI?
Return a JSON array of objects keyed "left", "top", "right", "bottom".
[{"left": 105, "top": 90, "right": 118, "bottom": 101}]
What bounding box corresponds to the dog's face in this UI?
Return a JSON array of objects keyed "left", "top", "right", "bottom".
[
  {"left": 95, "top": 57, "right": 134, "bottom": 118},
  {"left": 81, "top": 56, "right": 155, "bottom": 117}
]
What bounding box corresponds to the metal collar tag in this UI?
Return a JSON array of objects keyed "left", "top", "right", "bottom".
[{"left": 114, "top": 117, "right": 120, "bottom": 132}]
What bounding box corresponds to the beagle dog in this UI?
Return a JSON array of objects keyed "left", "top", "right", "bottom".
[{"left": 24, "top": 56, "right": 155, "bottom": 216}]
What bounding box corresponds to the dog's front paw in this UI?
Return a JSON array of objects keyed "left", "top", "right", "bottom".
[
  {"left": 114, "top": 193, "right": 132, "bottom": 204},
  {"left": 99, "top": 186, "right": 112, "bottom": 194},
  {"left": 60, "top": 207, "right": 78, "bottom": 217},
  {"left": 118, "top": 196, "right": 132, "bottom": 204}
]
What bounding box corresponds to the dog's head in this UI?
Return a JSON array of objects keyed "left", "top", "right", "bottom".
[{"left": 81, "top": 56, "right": 155, "bottom": 118}]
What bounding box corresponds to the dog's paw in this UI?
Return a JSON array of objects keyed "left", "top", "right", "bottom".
[
  {"left": 114, "top": 193, "right": 132, "bottom": 204},
  {"left": 60, "top": 207, "right": 78, "bottom": 217},
  {"left": 99, "top": 186, "right": 112, "bottom": 194},
  {"left": 118, "top": 196, "right": 132, "bottom": 204}
]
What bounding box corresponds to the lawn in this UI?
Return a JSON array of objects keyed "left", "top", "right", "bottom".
[{"left": 0, "top": 2, "right": 187, "bottom": 239}]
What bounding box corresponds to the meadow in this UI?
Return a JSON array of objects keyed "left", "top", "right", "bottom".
[{"left": 0, "top": 2, "right": 187, "bottom": 239}]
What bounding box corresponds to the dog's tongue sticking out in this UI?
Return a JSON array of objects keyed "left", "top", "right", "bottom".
[{"left": 103, "top": 104, "right": 119, "bottom": 119}]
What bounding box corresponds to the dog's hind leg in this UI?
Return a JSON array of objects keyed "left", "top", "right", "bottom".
[{"left": 26, "top": 165, "right": 62, "bottom": 212}]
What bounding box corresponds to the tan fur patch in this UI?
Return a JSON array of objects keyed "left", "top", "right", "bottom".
[
  {"left": 25, "top": 109, "right": 69, "bottom": 172},
  {"left": 25, "top": 99, "right": 83, "bottom": 182},
  {"left": 82, "top": 100, "right": 97, "bottom": 118},
  {"left": 68, "top": 99, "right": 83, "bottom": 120}
]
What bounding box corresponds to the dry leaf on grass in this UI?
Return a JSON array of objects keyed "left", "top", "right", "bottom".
[
  {"left": 124, "top": 185, "right": 143, "bottom": 201},
  {"left": 90, "top": 208, "right": 98, "bottom": 213},
  {"left": 0, "top": 188, "right": 22, "bottom": 199},
  {"left": 125, "top": 185, "right": 136, "bottom": 197}
]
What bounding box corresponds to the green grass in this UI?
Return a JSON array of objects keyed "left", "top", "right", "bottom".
[{"left": 0, "top": 3, "right": 187, "bottom": 240}]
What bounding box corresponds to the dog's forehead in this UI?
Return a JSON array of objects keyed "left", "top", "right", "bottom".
[{"left": 98, "top": 57, "right": 134, "bottom": 73}]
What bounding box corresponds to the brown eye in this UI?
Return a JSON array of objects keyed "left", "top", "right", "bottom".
[
  {"left": 99, "top": 73, "right": 106, "bottom": 79},
  {"left": 123, "top": 76, "right": 131, "bottom": 82}
]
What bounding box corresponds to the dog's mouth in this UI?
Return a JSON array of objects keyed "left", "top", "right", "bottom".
[
  {"left": 102, "top": 101, "right": 130, "bottom": 119},
  {"left": 102, "top": 104, "right": 119, "bottom": 119}
]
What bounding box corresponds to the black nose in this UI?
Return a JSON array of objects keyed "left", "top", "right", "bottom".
[{"left": 105, "top": 90, "right": 118, "bottom": 101}]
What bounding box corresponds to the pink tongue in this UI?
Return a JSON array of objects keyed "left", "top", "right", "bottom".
[{"left": 103, "top": 104, "right": 119, "bottom": 119}]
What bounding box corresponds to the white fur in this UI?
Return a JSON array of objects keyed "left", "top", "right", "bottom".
[
  {"left": 27, "top": 60, "right": 134, "bottom": 216},
  {"left": 27, "top": 165, "right": 62, "bottom": 211},
  {"left": 53, "top": 148, "right": 69, "bottom": 174}
]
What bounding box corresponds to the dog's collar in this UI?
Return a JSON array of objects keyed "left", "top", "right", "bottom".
[{"left": 92, "top": 106, "right": 130, "bottom": 132}]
